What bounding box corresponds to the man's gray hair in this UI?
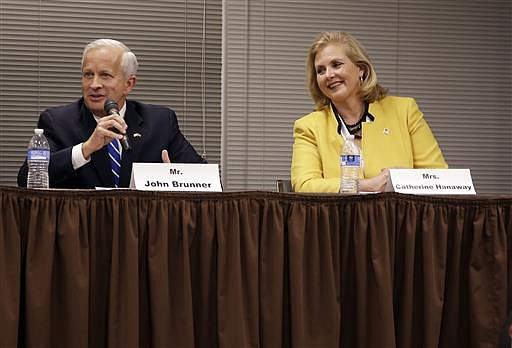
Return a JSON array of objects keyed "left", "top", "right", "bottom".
[{"left": 81, "top": 39, "right": 139, "bottom": 77}]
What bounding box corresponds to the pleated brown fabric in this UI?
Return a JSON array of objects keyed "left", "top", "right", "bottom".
[{"left": 0, "top": 187, "right": 510, "bottom": 348}]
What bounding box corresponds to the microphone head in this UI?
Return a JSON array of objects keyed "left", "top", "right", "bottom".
[{"left": 104, "top": 98, "right": 119, "bottom": 115}]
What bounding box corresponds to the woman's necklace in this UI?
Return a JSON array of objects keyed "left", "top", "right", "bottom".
[
  {"left": 332, "top": 102, "right": 374, "bottom": 140},
  {"left": 343, "top": 115, "right": 365, "bottom": 138}
]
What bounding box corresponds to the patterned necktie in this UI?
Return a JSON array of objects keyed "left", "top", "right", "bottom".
[{"left": 108, "top": 139, "right": 122, "bottom": 187}]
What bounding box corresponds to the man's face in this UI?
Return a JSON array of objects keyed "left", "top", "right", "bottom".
[{"left": 81, "top": 47, "right": 136, "bottom": 116}]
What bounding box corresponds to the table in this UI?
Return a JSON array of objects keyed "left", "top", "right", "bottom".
[{"left": 0, "top": 187, "right": 510, "bottom": 347}]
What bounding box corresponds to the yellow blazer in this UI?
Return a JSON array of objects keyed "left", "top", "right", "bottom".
[{"left": 291, "top": 96, "right": 448, "bottom": 193}]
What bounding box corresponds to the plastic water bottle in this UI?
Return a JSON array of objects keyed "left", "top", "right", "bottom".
[
  {"left": 26, "top": 128, "right": 50, "bottom": 189},
  {"left": 339, "top": 134, "right": 361, "bottom": 194}
]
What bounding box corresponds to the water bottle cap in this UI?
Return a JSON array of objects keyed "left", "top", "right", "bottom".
[{"left": 34, "top": 128, "right": 44, "bottom": 135}]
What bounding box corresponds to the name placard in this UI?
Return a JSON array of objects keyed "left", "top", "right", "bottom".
[
  {"left": 387, "top": 169, "right": 476, "bottom": 195},
  {"left": 130, "top": 163, "right": 222, "bottom": 192}
]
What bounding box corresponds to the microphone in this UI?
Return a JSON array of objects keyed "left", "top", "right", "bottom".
[{"left": 104, "top": 98, "right": 131, "bottom": 151}]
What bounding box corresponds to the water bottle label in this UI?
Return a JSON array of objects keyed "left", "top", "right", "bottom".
[
  {"left": 340, "top": 154, "right": 360, "bottom": 167},
  {"left": 28, "top": 149, "right": 50, "bottom": 161}
]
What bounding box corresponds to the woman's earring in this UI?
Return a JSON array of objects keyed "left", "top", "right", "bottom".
[{"left": 359, "top": 75, "right": 364, "bottom": 85}]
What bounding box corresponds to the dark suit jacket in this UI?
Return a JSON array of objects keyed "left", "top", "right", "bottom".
[{"left": 18, "top": 98, "right": 206, "bottom": 189}]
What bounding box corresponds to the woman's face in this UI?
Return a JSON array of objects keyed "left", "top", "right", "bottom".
[{"left": 314, "top": 42, "right": 363, "bottom": 105}]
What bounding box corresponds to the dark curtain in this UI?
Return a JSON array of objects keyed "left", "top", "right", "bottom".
[{"left": 0, "top": 187, "right": 510, "bottom": 348}]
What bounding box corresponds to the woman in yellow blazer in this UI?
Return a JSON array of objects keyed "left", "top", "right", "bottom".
[{"left": 291, "top": 32, "right": 447, "bottom": 193}]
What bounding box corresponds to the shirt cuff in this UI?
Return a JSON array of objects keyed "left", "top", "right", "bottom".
[{"left": 72, "top": 143, "right": 90, "bottom": 170}]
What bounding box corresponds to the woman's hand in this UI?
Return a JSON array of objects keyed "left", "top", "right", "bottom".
[{"left": 360, "top": 168, "right": 390, "bottom": 192}]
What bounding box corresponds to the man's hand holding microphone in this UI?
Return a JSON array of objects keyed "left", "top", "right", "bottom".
[
  {"left": 81, "top": 97, "right": 171, "bottom": 163},
  {"left": 81, "top": 98, "right": 129, "bottom": 160}
]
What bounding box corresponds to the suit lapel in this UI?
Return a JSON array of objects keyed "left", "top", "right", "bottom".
[
  {"left": 119, "top": 101, "right": 144, "bottom": 187},
  {"left": 326, "top": 104, "right": 343, "bottom": 149}
]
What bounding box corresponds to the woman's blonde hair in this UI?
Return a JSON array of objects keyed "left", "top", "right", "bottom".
[{"left": 306, "top": 31, "right": 388, "bottom": 110}]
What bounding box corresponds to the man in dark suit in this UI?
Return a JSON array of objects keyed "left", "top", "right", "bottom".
[{"left": 18, "top": 39, "right": 205, "bottom": 189}]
